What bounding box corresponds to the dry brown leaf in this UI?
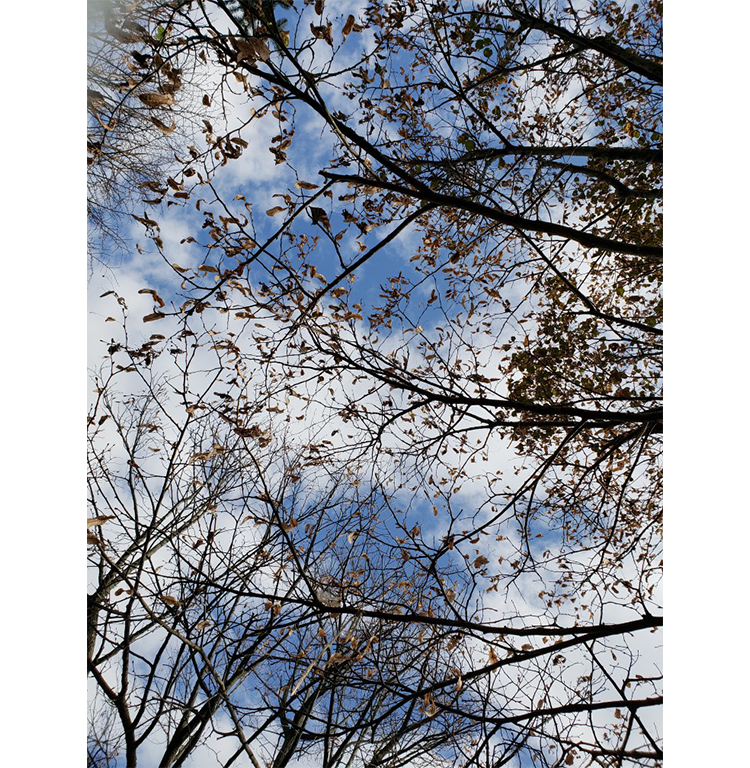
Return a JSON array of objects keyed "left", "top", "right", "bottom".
[
  {"left": 139, "top": 180, "right": 166, "bottom": 194},
  {"left": 150, "top": 116, "right": 175, "bottom": 133},
  {"left": 234, "top": 425, "right": 264, "bottom": 439},
  {"left": 138, "top": 288, "right": 165, "bottom": 307},
  {"left": 138, "top": 92, "right": 175, "bottom": 108},
  {"left": 309, "top": 207, "right": 330, "bottom": 228},
  {"left": 160, "top": 595, "right": 181, "bottom": 607},
  {"left": 87, "top": 515, "right": 115, "bottom": 529},
  {"left": 342, "top": 14, "right": 355, "bottom": 41},
  {"left": 234, "top": 37, "right": 271, "bottom": 63},
  {"left": 310, "top": 22, "right": 333, "bottom": 46},
  {"left": 422, "top": 694, "right": 437, "bottom": 717},
  {"left": 132, "top": 212, "right": 159, "bottom": 228}
]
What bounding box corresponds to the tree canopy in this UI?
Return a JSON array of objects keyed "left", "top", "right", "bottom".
[{"left": 87, "top": 1, "right": 662, "bottom": 766}]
